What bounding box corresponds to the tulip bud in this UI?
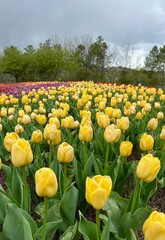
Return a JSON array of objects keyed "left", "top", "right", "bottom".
[
  {"left": 116, "top": 117, "right": 130, "bottom": 131},
  {"left": 81, "top": 116, "right": 92, "bottom": 126},
  {"left": 15, "top": 124, "right": 24, "bottom": 134},
  {"left": 157, "top": 111, "right": 164, "bottom": 120},
  {"left": 74, "top": 120, "right": 80, "bottom": 128},
  {"left": 22, "top": 114, "right": 31, "bottom": 124},
  {"left": 139, "top": 133, "right": 154, "bottom": 151},
  {"left": 0, "top": 124, "right": 2, "bottom": 132},
  {"left": 79, "top": 124, "right": 93, "bottom": 142},
  {"left": 147, "top": 118, "right": 158, "bottom": 131},
  {"left": 120, "top": 141, "right": 133, "bottom": 157},
  {"left": 57, "top": 142, "right": 74, "bottom": 163},
  {"left": 36, "top": 114, "right": 47, "bottom": 125},
  {"left": 97, "top": 114, "right": 110, "bottom": 129},
  {"left": 48, "top": 129, "right": 61, "bottom": 145},
  {"left": 85, "top": 175, "right": 112, "bottom": 209},
  {"left": 31, "top": 129, "right": 43, "bottom": 143},
  {"left": 160, "top": 126, "right": 165, "bottom": 141},
  {"left": 136, "top": 154, "right": 160, "bottom": 182},
  {"left": 49, "top": 117, "right": 60, "bottom": 129},
  {"left": 61, "top": 116, "right": 74, "bottom": 129},
  {"left": 35, "top": 167, "right": 58, "bottom": 197},
  {"left": 104, "top": 124, "right": 121, "bottom": 143},
  {"left": 11, "top": 138, "right": 33, "bottom": 167},
  {"left": 44, "top": 124, "right": 58, "bottom": 141},
  {"left": 4, "top": 132, "right": 19, "bottom": 152},
  {"left": 142, "top": 210, "right": 165, "bottom": 240}
]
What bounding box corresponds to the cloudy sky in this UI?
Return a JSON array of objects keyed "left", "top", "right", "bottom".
[{"left": 0, "top": 0, "right": 165, "bottom": 65}]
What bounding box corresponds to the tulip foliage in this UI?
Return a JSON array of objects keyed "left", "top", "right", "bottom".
[{"left": 0, "top": 81, "right": 165, "bottom": 239}]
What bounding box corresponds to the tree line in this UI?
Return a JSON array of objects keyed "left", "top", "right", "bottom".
[{"left": 0, "top": 35, "right": 164, "bottom": 86}]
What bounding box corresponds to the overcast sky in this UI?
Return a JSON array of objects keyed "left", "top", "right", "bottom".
[{"left": 0, "top": 0, "right": 165, "bottom": 64}]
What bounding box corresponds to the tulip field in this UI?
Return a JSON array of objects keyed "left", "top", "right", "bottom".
[{"left": 0, "top": 81, "right": 165, "bottom": 240}]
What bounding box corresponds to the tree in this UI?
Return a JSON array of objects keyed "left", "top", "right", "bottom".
[
  {"left": 87, "top": 36, "right": 109, "bottom": 77},
  {"left": 159, "top": 46, "right": 165, "bottom": 77},
  {"left": 0, "top": 46, "right": 25, "bottom": 82},
  {"left": 144, "top": 45, "right": 160, "bottom": 72}
]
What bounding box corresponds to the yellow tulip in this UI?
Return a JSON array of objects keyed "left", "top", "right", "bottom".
[
  {"left": 157, "top": 112, "right": 164, "bottom": 120},
  {"left": 24, "top": 105, "right": 32, "bottom": 113},
  {"left": 147, "top": 118, "right": 158, "bottom": 131},
  {"left": 4, "top": 132, "right": 19, "bottom": 152},
  {"left": 18, "top": 109, "right": 25, "bottom": 117},
  {"left": 116, "top": 117, "right": 130, "bottom": 131},
  {"left": 85, "top": 175, "right": 112, "bottom": 209},
  {"left": 57, "top": 142, "right": 74, "bottom": 163},
  {"left": 48, "top": 129, "right": 61, "bottom": 145},
  {"left": 81, "top": 116, "right": 92, "bottom": 126},
  {"left": 35, "top": 167, "right": 58, "bottom": 197},
  {"left": 160, "top": 126, "right": 165, "bottom": 141},
  {"left": 14, "top": 124, "right": 24, "bottom": 134},
  {"left": 139, "top": 133, "right": 154, "bottom": 151},
  {"left": 11, "top": 138, "right": 33, "bottom": 167},
  {"left": 136, "top": 154, "right": 160, "bottom": 182},
  {"left": 61, "top": 116, "right": 74, "bottom": 129},
  {"left": 44, "top": 124, "right": 58, "bottom": 141},
  {"left": 0, "top": 124, "right": 2, "bottom": 132},
  {"left": 104, "top": 124, "right": 121, "bottom": 143},
  {"left": 22, "top": 114, "right": 31, "bottom": 124},
  {"left": 136, "top": 112, "right": 143, "bottom": 120},
  {"left": 120, "top": 141, "right": 133, "bottom": 157},
  {"left": 49, "top": 117, "right": 60, "bottom": 129},
  {"left": 97, "top": 114, "right": 110, "bottom": 129},
  {"left": 31, "top": 129, "right": 43, "bottom": 143},
  {"left": 36, "top": 114, "right": 47, "bottom": 125},
  {"left": 142, "top": 211, "right": 165, "bottom": 240},
  {"left": 0, "top": 108, "right": 7, "bottom": 117},
  {"left": 79, "top": 124, "right": 93, "bottom": 142}
]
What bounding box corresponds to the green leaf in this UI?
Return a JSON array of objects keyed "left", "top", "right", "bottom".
[
  {"left": 60, "top": 183, "right": 78, "bottom": 227},
  {"left": 1, "top": 164, "right": 11, "bottom": 178},
  {"left": 3, "top": 203, "right": 33, "bottom": 240},
  {"left": 6, "top": 165, "right": 23, "bottom": 205},
  {"left": 82, "top": 153, "right": 94, "bottom": 182},
  {"left": 101, "top": 217, "right": 110, "bottom": 240},
  {"left": 78, "top": 211, "right": 97, "bottom": 240},
  {"left": 34, "top": 221, "right": 61, "bottom": 240},
  {"left": 103, "top": 191, "right": 128, "bottom": 234},
  {"left": 60, "top": 222, "right": 78, "bottom": 240},
  {"left": 19, "top": 208, "right": 38, "bottom": 235},
  {"left": 0, "top": 190, "right": 12, "bottom": 223},
  {"left": 119, "top": 208, "right": 152, "bottom": 238},
  {"left": 0, "top": 232, "right": 8, "bottom": 240},
  {"left": 0, "top": 146, "right": 9, "bottom": 161}
]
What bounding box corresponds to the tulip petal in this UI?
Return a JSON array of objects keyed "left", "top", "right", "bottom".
[{"left": 90, "top": 188, "right": 108, "bottom": 209}]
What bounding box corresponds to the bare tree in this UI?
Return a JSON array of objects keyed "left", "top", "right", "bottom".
[{"left": 115, "top": 43, "right": 143, "bottom": 69}]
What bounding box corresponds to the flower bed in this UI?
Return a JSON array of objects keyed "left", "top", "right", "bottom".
[{"left": 0, "top": 81, "right": 165, "bottom": 240}]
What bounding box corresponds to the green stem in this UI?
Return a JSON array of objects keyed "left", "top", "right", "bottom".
[
  {"left": 131, "top": 179, "right": 141, "bottom": 214},
  {"left": 104, "top": 143, "right": 110, "bottom": 174},
  {"left": 63, "top": 164, "right": 67, "bottom": 194},
  {"left": 21, "top": 166, "right": 29, "bottom": 212},
  {"left": 83, "top": 142, "right": 88, "bottom": 167},
  {"left": 67, "top": 129, "right": 72, "bottom": 144},
  {"left": 41, "top": 196, "right": 48, "bottom": 240},
  {"left": 49, "top": 141, "right": 52, "bottom": 166},
  {"left": 35, "top": 143, "right": 42, "bottom": 167},
  {"left": 96, "top": 209, "right": 101, "bottom": 240}
]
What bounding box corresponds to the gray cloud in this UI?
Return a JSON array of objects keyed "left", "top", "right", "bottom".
[{"left": 0, "top": 0, "right": 165, "bottom": 56}]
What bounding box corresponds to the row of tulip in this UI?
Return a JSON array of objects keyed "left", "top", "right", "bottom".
[{"left": 0, "top": 81, "right": 165, "bottom": 240}]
